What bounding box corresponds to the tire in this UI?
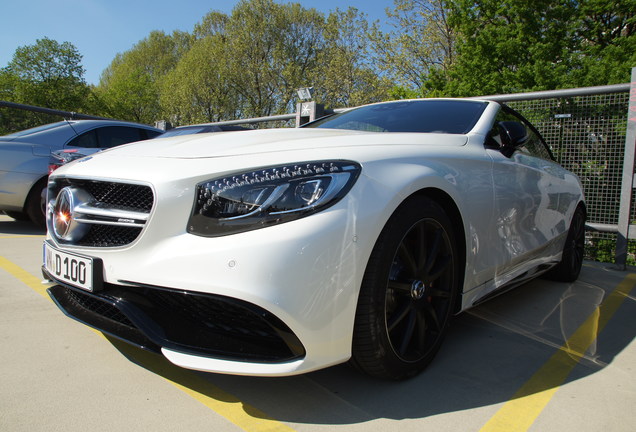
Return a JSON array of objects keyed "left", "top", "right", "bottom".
[
  {"left": 351, "top": 196, "right": 460, "bottom": 380},
  {"left": 545, "top": 205, "right": 586, "bottom": 282},
  {"left": 25, "top": 178, "right": 47, "bottom": 228}
]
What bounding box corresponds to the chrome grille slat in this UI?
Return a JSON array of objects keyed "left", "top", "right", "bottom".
[{"left": 74, "top": 203, "right": 149, "bottom": 227}]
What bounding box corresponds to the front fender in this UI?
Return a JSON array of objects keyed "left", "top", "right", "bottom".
[{"left": 355, "top": 148, "right": 496, "bottom": 295}]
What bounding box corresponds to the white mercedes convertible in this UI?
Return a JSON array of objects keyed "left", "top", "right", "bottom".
[{"left": 42, "top": 99, "right": 585, "bottom": 380}]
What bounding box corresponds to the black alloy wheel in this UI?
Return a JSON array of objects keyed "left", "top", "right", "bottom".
[
  {"left": 25, "top": 178, "right": 47, "bottom": 227},
  {"left": 545, "top": 205, "right": 586, "bottom": 282},
  {"left": 352, "top": 196, "right": 459, "bottom": 379}
]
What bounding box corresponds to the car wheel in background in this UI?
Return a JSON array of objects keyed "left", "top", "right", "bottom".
[
  {"left": 25, "top": 178, "right": 47, "bottom": 228},
  {"left": 351, "top": 196, "right": 460, "bottom": 380},
  {"left": 545, "top": 205, "right": 586, "bottom": 282}
]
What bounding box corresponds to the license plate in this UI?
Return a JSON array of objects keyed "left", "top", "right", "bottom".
[{"left": 43, "top": 242, "right": 102, "bottom": 292}]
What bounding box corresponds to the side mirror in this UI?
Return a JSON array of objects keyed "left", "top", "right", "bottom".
[
  {"left": 498, "top": 121, "right": 528, "bottom": 147},
  {"left": 497, "top": 121, "right": 528, "bottom": 157}
]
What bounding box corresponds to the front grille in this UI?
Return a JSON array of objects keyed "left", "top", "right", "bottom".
[
  {"left": 77, "top": 225, "right": 143, "bottom": 247},
  {"left": 48, "top": 283, "right": 306, "bottom": 363},
  {"left": 48, "top": 178, "right": 153, "bottom": 248},
  {"left": 83, "top": 181, "right": 153, "bottom": 212}
]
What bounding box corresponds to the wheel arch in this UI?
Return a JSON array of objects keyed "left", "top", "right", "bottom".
[
  {"left": 24, "top": 174, "right": 48, "bottom": 206},
  {"left": 23, "top": 174, "right": 49, "bottom": 226}
]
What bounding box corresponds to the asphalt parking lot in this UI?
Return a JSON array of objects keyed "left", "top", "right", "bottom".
[{"left": 1, "top": 213, "right": 634, "bottom": 432}]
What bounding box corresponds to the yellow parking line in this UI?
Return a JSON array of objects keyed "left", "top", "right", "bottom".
[
  {"left": 172, "top": 380, "right": 297, "bottom": 432},
  {"left": 0, "top": 255, "right": 297, "bottom": 432},
  {"left": 480, "top": 273, "right": 636, "bottom": 432},
  {"left": 0, "top": 255, "right": 51, "bottom": 299},
  {"left": 108, "top": 340, "right": 298, "bottom": 432}
]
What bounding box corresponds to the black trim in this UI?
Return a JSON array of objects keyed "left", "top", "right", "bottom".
[
  {"left": 471, "top": 263, "right": 556, "bottom": 307},
  {"left": 47, "top": 284, "right": 161, "bottom": 352},
  {"left": 47, "top": 281, "right": 306, "bottom": 363}
]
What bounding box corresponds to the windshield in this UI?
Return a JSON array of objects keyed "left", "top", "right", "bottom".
[
  {"left": 1, "top": 121, "right": 69, "bottom": 138},
  {"left": 305, "top": 100, "right": 488, "bottom": 134}
]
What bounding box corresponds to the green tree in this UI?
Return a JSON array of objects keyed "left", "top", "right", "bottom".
[
  {"left": 431, "top": 0, "right": 635, "bottom": 96},
  {"left": 571, "top": 0, "right": 636, "bottom": 86},
  {"left": 160, "top": 36, "right": 239, "bottom": 124},
  {"left": 439, "top": 0, "right": 578, "bottom": 96},
  {"left": 0, "top": 37, "right": 90, "bottom": 134},
  {"left": 95, "top": 30, "right": 192, "bottom": 123},
  {"left": 9, "top": 37, "right": 84, "bottom": 79},
  {"left": 185, "top": 1, "right": 391, "bottom": 120},
  {"left": 94, "top": 55, "right": 159, "bottom": 123},
  {"left": 315, "top": 8, "right": 393, "bottom": 107},
  {"left": 218, "top": 0, "right": 325, "bottom": 117},
  {"left": 95, "top": 0, "right": 394, "bottom": 126},
  {"left": 370, "top": 0, "right": 455, "bottom": 96},
  {"left": 193, "top": 11, "right": 230, "bottom": 39}
]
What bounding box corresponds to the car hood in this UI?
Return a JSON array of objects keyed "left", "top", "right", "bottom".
[{"left": 98, "top": 128, "right": 468, "bottom": 159}]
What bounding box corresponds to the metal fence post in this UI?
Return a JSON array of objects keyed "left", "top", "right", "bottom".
[
  {"left": 616, "top": 67, "right": 636, "bottom": 269},
  {"left": 295, "top": 101, "right": 324, "bottom": 127}
]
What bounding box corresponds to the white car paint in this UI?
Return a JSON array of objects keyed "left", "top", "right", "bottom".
[{"left": 43, "top": 99, "right": 584, "bottom": 377}]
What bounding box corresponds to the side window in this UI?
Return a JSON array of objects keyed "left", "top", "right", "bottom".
[
  {"left": 487, "top": 107, "right": 553, "bottom": 161},
  {"left": 94, "top": 126, "right": 144, "bottom": 149},
  {"left": 68, "top": 130, "right": 98, "bottom": 148}
]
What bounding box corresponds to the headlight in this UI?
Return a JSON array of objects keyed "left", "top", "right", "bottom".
[{"left": 188, "top": 160, "right": 361, "bottom": 236}]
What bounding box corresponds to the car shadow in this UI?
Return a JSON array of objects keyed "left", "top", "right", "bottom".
[
  {"left": 106, "top": 262, "right": 635, "bottom": 425},
  {"left": 0, "top": 216, "right": 45, "bottom": 235}
]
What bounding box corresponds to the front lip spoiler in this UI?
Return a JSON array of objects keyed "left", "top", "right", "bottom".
[
  {"left": 46, "top": 282, "right": 161, "bottom": 353},
  {"left": 45, "top": 274, "right": 306, "bottom": 364}
]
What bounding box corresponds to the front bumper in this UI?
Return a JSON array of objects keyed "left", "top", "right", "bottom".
[{"left": 44, "top": 201, "right": 376, "bottom": 376}]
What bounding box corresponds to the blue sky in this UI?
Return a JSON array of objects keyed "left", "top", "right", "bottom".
[{"left": 1, "top": 0, "right": 395, "bottom": 85}]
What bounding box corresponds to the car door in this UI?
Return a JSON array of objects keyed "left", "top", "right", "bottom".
[{"left": 486, "top": 107, "right": 571, "bottom": 286}]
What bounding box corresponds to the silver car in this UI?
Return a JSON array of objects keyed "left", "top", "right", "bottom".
[{"left": 0, "top": 120, "right": 162, "bottom": 226}]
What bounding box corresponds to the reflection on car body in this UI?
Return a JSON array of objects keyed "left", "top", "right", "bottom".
[{"left": 42, "top": 99, "right": 585, "bottom": 379}]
